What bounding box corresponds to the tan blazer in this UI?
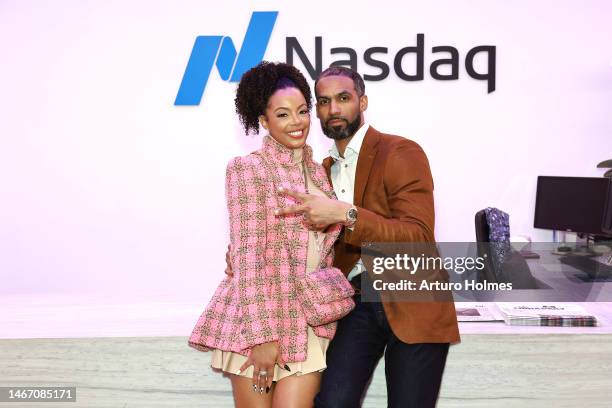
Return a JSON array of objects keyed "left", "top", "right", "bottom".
[{"left": 322, "top": 126, "right": 460, "bottom": 344}]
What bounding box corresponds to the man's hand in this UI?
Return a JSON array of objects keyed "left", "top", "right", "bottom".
[{"left": 274, "top": 187, "right": 351, "bottom": 226}]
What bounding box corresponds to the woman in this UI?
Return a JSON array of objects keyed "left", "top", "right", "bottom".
[{"left": 188, "top": 61, "right": 348, "bottom": 407}]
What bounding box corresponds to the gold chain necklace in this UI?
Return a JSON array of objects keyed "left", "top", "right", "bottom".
[{"left": 301, "top": 161, "right": 324, "bottom": 254}]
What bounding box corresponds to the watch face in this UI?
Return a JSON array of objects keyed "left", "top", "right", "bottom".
[{"left": 348, "top": 208, "right": 358, "bottom": 220}]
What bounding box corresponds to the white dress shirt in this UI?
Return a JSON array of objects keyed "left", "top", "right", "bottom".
[{"left": 329, "top": 123, "right": 369, "bottom": 281}]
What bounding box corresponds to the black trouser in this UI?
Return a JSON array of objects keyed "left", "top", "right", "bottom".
[{"left": 315, "top": 276, "right": 450, "bottom": 408}]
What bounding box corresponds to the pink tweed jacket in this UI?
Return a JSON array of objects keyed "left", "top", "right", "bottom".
[{"left": 188, "top": 136, "right": 343, "bottom": 363}]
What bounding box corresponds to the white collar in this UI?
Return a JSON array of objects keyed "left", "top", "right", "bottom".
[{"left": 329, "top": 123, "right": 370, "bottom": 161}]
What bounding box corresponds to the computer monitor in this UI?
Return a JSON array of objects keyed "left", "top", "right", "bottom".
[
  {"left": 603, "top": 178, "right": 612, "bottom": 235},
  {"left": 534, "top": 176, "right": 610, "bottom": 235}
]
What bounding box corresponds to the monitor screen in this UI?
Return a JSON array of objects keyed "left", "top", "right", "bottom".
[
  {"left": 534, "top": 176, "right": 610, "bottom": 235},
  {"left": 603, "top": 178, "right": 612, "bottom": 235}
]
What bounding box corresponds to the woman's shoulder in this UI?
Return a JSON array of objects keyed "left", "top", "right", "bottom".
[
  {"left": 225, "top": 150, "right": 266, "bottom": 173},
  {"left": 224, "top": 151, "right": 270, "bottom": 199}
]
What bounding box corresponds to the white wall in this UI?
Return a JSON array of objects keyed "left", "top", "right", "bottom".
[{"left": 1, "top": 0, "right": 610, "bottom": 301}]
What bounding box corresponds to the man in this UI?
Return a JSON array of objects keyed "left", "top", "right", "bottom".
[{"left": 276, "top": 66, "right": 460, "bottom": 407}]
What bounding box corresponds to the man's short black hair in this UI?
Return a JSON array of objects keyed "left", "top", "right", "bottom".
[{"left": 314, "top": 66, "right": 365, "bottom": 97}]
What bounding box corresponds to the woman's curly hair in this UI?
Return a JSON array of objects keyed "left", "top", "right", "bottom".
[{"left": 235, "top": 61, "right": 312, "bottom": 135}]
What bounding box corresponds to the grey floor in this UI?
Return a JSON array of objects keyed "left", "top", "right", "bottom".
[{"left": 2, "top": 334, "right": 612, "bottom": 407}]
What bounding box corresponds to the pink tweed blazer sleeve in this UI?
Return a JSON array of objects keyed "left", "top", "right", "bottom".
[{"left": 225, "top": 155, "right": 280, "bottom": 347}]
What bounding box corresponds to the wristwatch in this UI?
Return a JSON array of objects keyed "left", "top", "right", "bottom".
[{"left": 345, "top": 205, "right": 358, "bottom": 227}]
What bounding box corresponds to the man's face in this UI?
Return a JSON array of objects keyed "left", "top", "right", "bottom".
[{"left": 315, "top": 75, "right": 366, "bottom": 140}]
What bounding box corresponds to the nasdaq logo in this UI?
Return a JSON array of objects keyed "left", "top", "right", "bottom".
[
  {"left": 174, "top": 12, "right": 278, "bottom": 106},
  {"left": 176, "top": 10, "right": 496, "bottom": 106}
]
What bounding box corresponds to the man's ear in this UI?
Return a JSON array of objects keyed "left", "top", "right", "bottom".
[
  {"left": 359, "top": 95, "right": 368, "bottom": 113},
  {"left": 259, "top": 115, "right": 268, "bottom": 130},
  {"left": 314, "top": 88, "right": 322, "bottom": 119}
]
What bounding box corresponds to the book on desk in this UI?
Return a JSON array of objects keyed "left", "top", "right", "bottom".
[
  {"left": 456, "top": 302, "right": 599, "bottom": 326},
  {"left": 495, "top": 302, "right": 598, "bottom": 327}
]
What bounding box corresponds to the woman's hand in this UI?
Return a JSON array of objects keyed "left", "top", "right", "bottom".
[{"left": 239, "top": 341, "right": 285, "bottom": 394}]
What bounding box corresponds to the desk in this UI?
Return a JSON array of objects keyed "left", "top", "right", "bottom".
[
  {"left": 524, "top": 248, "right": 612, "bottom": 302},
  {"left": 450, "top": 245, "right": 612, "bottom": 303},
  {"left": 439, "top": 250, "right": 612, "bottom": 407},
  {"left": 438, "top": 329, "right": 612, "bottom": 407}
]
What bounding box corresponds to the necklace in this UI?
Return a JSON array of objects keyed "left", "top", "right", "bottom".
[{"left": 301, "top": 161, "right": 324, "bottom": 255}]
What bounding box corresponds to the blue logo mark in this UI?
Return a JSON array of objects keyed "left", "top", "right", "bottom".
[{"left": 174, "top": 12, "right": 278, "bottom": 106}]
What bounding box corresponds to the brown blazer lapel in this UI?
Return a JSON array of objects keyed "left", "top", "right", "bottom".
[
  {"left": 322, "top": 157, "right": 333, "bottom": 182},
  {"left": 353, "top": 127, "right": 380, "bottom": 207}
]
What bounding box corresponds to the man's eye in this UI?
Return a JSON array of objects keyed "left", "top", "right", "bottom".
[
  {"left": 318, "top": 100, "right": 328, "bottom": 105},
  {"left": 340, "top": 95, "right": 348, "bottom": 101}
]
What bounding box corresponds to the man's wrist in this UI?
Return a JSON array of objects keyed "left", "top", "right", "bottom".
[
  {"left": 334, "top": 202, "right": 351, "bottom": 224},
  {"left": 343, "top": 204, "right": 358, "bottom": 227}
]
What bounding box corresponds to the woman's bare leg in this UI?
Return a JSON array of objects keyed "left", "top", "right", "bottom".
[
  {"left": 230, "top": 374, "right": 274, "bottom": 408},
  {"left": 272, "top": 371, "right": 322, "bottom": 408}
]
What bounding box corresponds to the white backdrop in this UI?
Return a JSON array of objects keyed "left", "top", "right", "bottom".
[{"left": 1, "top": 0, "right": 610, "bottom": 301}]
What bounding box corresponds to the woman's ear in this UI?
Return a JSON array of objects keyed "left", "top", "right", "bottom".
[{"left": 259, "top": 115, "right": 268, "bottom": 130}]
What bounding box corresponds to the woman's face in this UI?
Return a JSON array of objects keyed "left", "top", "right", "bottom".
[{"left": 259, "top": 87, "right": 310, "bottom": 149}]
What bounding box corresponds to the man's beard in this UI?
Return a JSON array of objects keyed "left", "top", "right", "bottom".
[{"left": 321, "top": 114, "right": 362, "bottom": 140}]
